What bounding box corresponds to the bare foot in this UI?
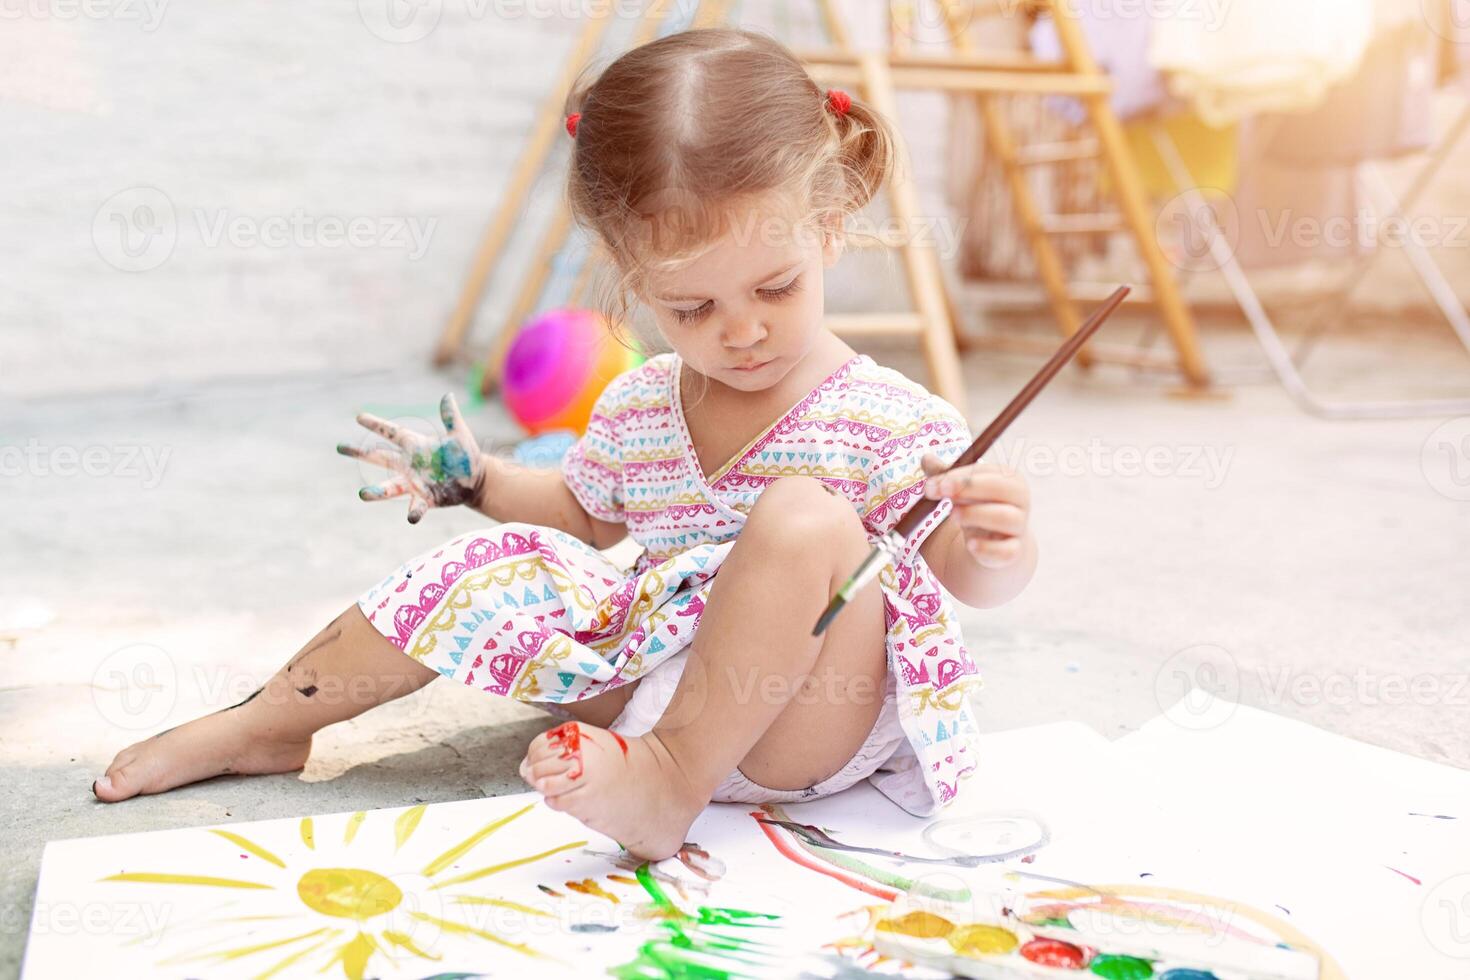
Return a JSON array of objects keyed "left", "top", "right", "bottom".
[
  {"left": 93, "top": 706, "right": 312, "bottom": 803},
  {"left": 518, "top": 722, "right": 707, "bottom": 860}
]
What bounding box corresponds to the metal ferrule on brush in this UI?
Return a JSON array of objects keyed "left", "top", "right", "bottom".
[{"left": 846, "top": 530, "right": 906, "bottom": 597}]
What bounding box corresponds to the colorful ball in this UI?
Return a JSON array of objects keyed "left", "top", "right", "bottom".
[{"left": 502, "top": 308, "right": 642, "bottom": 435}]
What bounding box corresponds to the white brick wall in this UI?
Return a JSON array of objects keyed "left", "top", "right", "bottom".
[{"left": 7, "top": 3, "right": 1468, "bottom": 399}]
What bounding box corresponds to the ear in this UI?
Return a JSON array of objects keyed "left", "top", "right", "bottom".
[{"left": 821, "top": 218, "right": 845, "bottom": 267}]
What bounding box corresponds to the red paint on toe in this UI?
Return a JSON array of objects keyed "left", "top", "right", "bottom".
[{"left": 547, "top": 722, "right": 585, "bottom": 779}]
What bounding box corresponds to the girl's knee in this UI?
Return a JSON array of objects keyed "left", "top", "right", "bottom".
[{"left": 745, "top": 477, "right": 864, "bottom": 543}]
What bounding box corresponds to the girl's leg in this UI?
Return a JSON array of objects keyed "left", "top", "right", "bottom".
[
  {"left": 95, "top": 601, "right": 643, "bottom": 802},
  {"left": 94, "top": 604, "right": 439, "bottom": 801},
  {"left": 519, "top": 476, "right": 888, "bottom": 859}
]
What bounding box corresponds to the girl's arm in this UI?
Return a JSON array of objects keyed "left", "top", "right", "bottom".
[{"left": 471, "top": 455, "right": 629, "bottom": 551}]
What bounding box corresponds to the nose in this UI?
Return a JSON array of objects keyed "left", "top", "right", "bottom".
[{"left": 721, "top": 314, "right": 767, "bottom": 350}]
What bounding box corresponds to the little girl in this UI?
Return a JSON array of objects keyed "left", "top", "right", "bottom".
[{"left": 94, "top": 27, "right": 1037, "bottom": 860}]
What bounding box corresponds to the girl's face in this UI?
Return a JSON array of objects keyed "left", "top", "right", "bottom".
[{"left": 639, "top": 197, "right": 843, "bottom": 393}]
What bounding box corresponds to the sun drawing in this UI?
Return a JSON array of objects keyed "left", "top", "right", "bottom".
[{"left": 100, "top": 801, "right": 587, "bottom": 978}]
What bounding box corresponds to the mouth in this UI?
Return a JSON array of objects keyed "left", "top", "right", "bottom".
[{"left": 732, "top": 359, "right": 772, "bottom": 372}]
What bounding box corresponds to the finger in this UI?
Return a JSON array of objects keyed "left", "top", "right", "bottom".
[
  {"left": 356, "top": 412, "right": 423, "bottom": 451},
  {"left": 952, "top": 502, "right": 1026, "bottom": 537},
  {"left": 336, "top": 443, "right": 403, "bottom": 471},
  {"left": 920, "top": 452, "right": 948, "bottom": 478},
  {"left": 939, "top": 471, "right": 1029, "bottom": 507},
  {"left": 359, "top": 475, "right": 414, "bottom": 502},
  {"left": 440, "top": 392, "right": 481, "bottom": 457},
  {"left": 406, "top": 496, "right": 431, "bottom": 525},
  {"left": 440, "top": 392, "right": 468, "bottom": 436},
  {"left": 965, "top": 533, "right": 1022, "bottom": 568}
]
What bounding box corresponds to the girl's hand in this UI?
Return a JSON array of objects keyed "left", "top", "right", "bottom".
[
  {"left": 921, "top": 453, "right": 1030, "bottom": 569},
  {"left": 338, "top": 393, "right": 488, "bottom": 524}
]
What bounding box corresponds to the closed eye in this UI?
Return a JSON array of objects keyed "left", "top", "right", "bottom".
[
  {"left": 760, "top": 276, "right": 803, "bottom": 302},
  {"left": 669, "top": 276, "right": 803, "bottom": 324},
  {"left": 671, "top": 302, "right": 712, "bottom": 324}
]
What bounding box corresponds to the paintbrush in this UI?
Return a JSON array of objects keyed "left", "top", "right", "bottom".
[{"left": 812, "top": 285, "right": 1132, "bottom": 636}]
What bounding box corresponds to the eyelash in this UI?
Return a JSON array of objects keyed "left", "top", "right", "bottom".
[{"left": 670, "top": 277, "right": 803, "bottom": 324}]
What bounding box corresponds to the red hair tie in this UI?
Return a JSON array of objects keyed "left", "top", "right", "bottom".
[
  {"left": 565, "top": 112, "right": 581, "bottom": 138},
  {"left": 825, "top": 88, "right": 852, "bottom": 118}
]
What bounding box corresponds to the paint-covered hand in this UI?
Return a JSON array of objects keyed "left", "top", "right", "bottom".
[
  {"left": 338, "top": 393, "right": 489, "bottom": 524},
  {"left": 920, "top": 453, "right": 1030, "bottom": 569}
]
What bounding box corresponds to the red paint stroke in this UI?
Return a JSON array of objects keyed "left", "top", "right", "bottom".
[
  {"left": 1385, "top": 865, "right": 1422, "bottom": 885},
  {"left": 611, "top": 732, "right": 629, "bottom": 757},
  {"left": 747, "top": 810, "right": 898, "bottom": 901},
  {"left": 546, "top": 722, "right": 585, "bottom": 780}
]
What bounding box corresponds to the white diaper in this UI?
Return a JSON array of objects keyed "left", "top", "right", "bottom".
[{"left": 605, "top": 650, "right": 907, "bottom": 805}]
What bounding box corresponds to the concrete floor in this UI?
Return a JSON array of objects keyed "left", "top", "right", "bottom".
[{"left": 3, "top": 312, "right": 1469, "bottom": 977}]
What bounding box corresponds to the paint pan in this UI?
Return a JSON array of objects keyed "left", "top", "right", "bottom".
[{"left": 869, "top": 895, "right": 1321, "bottom": 980}]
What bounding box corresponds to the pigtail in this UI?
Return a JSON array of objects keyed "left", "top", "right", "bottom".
[{"left": 830, "top": 93, "right": 898, "bottom": 213}]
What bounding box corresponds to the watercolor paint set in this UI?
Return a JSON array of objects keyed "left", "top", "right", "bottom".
[{"left": 870, "top": 893, "right": 1322, "bottom": 980}]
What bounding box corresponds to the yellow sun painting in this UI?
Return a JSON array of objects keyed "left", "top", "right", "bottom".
[{"left": 98, "top": 800, "right": 588, "bottom": 979}]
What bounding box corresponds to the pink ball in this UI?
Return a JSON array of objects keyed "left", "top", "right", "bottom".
[{"left": 502, "top": 308, "right": 641, "bottom": 435}]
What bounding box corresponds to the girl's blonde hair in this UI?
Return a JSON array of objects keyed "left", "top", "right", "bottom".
[{"left": 563, "top": 26, "right": 898, "bottom": 340}]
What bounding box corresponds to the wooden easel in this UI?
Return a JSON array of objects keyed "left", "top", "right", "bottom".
[
  {"left": 434, "top": 0, "right": 1213, "bottom": 402},
  {"left": 432, "top": 0, "right": 723, "bottom": 375},
  {"left": 797, "top": 0, "right": 1210, "bottom": 388},
  {"left": 432, "top": 0, "right": 973, "bottom": 406},
  {"left": 804, "top": 2, "right": 969, "bottom": 406}
]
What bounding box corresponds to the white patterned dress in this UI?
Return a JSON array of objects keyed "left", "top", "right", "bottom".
[{"left": 358, "top": 352, "right": 981, "bottom": 815}]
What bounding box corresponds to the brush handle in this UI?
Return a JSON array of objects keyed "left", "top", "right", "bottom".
[{"left": 892, "top": 286, "right": 1131, "bottom": 539}]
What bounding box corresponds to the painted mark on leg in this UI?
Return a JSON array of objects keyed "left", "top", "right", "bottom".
[
  {"left": 288, "top": 627, "right": 341, "bottom": 672},
  {"left": 227, "top": 687, "right": 263, "bottom": 711}
]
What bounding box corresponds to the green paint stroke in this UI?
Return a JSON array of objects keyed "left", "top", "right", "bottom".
[
  {"left": 607, "top": 864, "right": 781, "bottom": 979},
  {"left": 1090, "top": 953, "right": 1155, "bottom": 980}
]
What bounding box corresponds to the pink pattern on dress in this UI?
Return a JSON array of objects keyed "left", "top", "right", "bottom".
[{"left": 358, "top": 351, "right": 983, "bottom": 816}]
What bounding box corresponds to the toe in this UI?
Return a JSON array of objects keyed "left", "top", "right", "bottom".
[
  {"left": 523, "top": 731, "right": 561, "bottom": 766},
  {"left": 528, "top": 756, "right": 574, "bottom": 782},
  {"left": 532, "top": 770, "right": 581, "bottom": 798},
  {"left": 92, "top": 767, "right": 138, "bottom": 803}
]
